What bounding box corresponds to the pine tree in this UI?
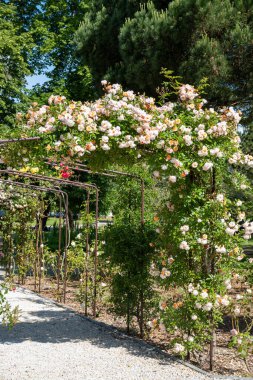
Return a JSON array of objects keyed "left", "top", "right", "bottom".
[
  {"left": 75, "top": 0, "right": 170, "bottom": 87},
  {"left": 75, "top": 0, "right": 253, "bottom": 105}
]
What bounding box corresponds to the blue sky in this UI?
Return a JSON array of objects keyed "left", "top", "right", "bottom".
[{"left": 26, "top": 73, "right": 49, "bottom": 89}]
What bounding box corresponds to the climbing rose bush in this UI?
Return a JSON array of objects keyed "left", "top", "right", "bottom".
[
  {"left": 3, "top": 80, "right": 253, "bottom": 175},
  {"left": 1, "top": 81, "right": 252, "bottom": 359}
]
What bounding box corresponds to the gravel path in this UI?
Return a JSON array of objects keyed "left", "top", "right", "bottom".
[{"left": 0, "top": 286, "right": 213, "bottom": 380}]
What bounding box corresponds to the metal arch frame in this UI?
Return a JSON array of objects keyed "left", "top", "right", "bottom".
[
  {"left": 0, "top": 137, "right": 144, "bottom": 223},
  {"left": 0, "top": 169, "right": 99, "bottom": 316},
  {"left": 68, "top": 163, "right": 146, "bottom": 337},
  {"left": 0, "top": 136, "right": 144, "bottom": 222},
  {"left": 46, "top": 161, "right": 146, "bottom": 320},
  {"left": 0, "top": 179, "right": 69, "bottom": 301},
  {"left": 0, "top": 138, "right": 145, "bottom": 317},
  {"left": 71, "top": 162, "right": 145, "bottom": 226},
  {"left": 0, "top": 137, "right": 41, "bottom": 144}
]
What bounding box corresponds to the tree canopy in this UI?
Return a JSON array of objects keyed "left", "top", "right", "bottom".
[
  {"left": 0, "top": 2, "right": 33, "bottom": 125},
  {"left": 1, "top": 0, "right": 253, "bottom": 152},
  {"left": 75, "top": 0, "right": 253, "bottom": 106}
]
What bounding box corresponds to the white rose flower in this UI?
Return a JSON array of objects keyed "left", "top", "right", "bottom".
[
  {"left": 179, "top": 241, "right": 190, "bottom": 250},
  {"left": 202, "top": 162, "right": 213, "bottom": 171},
  {"left": 101, "top": 135, "right": 109, "bottom": 143},
  {"left": 153, "top": 171, "right": 160, "bottom": 178},
  {"left": 200, "top": 291, "right": 208, "bottom": 299},
  {"left": 183, "top": 135, "right": 193, "bottom": 146},
  {"left": 160, "top": 268, "right": 171, "bottom": 279},
  {"left": 203, "top": 302, "right": 213, "bottom": 311},
  {"left": 230, "top": 329, "right": 238, "bottom": 336},
  {"left": 221, "top": 297, "right": 230, "bottom": 306},
  {"left": 216, "top": 246, "right": 227, "bottom": 254},
  {"left": 101, "top": 143, "right": 110, "bottom": 151},
  {"left": 174, "top": 343, "right": 185, "bottom": 353},
  {"left": 225, "top": 228, "right": 235, "bottom": 236},
  {"left": 180, "top": 225, "right": 189, "bottom": 233},
  {"left": 169, "top": 176, "right": 177, "bottom": 183},
  {"left": 216, "top": 194, "right": 224, "bottom": 202}
]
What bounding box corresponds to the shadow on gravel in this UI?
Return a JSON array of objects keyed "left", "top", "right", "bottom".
[{"left": 0, "top": 307, "right": 173, "bottom": 365}]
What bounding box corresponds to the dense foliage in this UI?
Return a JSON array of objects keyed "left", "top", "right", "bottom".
[
  {"left": 104, "top": 223, "right": 156, "bottom": 336},
  {"left": 76, "top": 0, "right": 253, "bottom": 103},
  {"left": 1, "top": 80, "right": 252, "bottom": 363},
  {"left": 0, "top": 2, "right": 33, "bottom": 125},
  {"left": 0, "top": 0, "right": 253, "bottom": 369}
]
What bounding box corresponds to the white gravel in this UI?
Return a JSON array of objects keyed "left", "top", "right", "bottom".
[{"left": 0, "top": 286, "right": 214, "bottom": 380}]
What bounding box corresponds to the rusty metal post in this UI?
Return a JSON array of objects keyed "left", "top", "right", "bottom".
[
  {"left": 73, "top": 164, "right": 146, "bottom": 333},
  {"left": 141, "top": 179, "right": 145, "bottom": 226},
  {"left": 57, "top": 195, "right": 62, "bottom": 292},
  {"left": 63, "top": 192, "right": 69, "bottom": 303},
  {"left": 0, "top": 178, "right": 69, "bottom": 297},
  {"left": 93, "top": 188, "right": 99, "bottom": 317},
  {"left": 35, "top": 216, "right": 39, "bottom": 291},
  {"left": 38, "top": 207, "right": 43, "bottom": 293},
  {"left": 0, "top": 170, "right": 99, "bottom": 311},
  {"left": 70, "top": 163, "right": 146, "bottom": 321},
  {"left": 85, "top": 191, "right": 90, "bottom": 316}
]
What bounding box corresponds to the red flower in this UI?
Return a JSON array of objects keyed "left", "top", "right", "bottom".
[{"left": 61, "top": 172, "right": 71, "bottom": 179}]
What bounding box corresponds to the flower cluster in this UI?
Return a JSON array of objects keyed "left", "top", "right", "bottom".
[{"left": 6, "top": 81, "right": 253, "bottom": 184}]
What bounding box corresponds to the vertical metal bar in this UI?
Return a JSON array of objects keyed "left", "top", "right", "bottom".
[
  {"left": 141, "top": 179, "right": 145, "bottom": 226},
  {"left": 140, "top": 178, "right": 145, "bottom": 337},
  {"left": 63, "top": 193, "right": 69, "bottom": 303},
  {"left": 85, "top": 191, "right": 90, "bottom": 316},
  {"left": 93, "top": 189, "right": 99, "bottom": 317},
  {"left": 57, "top": 195, "right": 62, "bottom": 292},
  {"left": 210, "top": 327, "right": 216, "bottom": 371},
  {"left": 38, "top": 209, "right": 42, "bottom": 293},
  {"left": 0, "top": 177, "right": 72, "bottom": 298},
  {"left": 0, "top": 171, "right": 97, "bottom": 305},
  {"left": 34, "top": 222, "right": 38, "bottom": 291},
  {"left": 8, "top": 233, "right": 12, "bottom": 277},
  {"left": 70, "top": 164, "right": 146, "bottom": 323}
]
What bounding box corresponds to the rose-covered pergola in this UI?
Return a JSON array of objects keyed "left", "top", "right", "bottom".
[{"left": 0, "top": 81, "right": 252, "bottom": 369}]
